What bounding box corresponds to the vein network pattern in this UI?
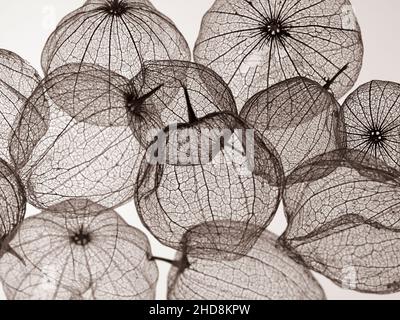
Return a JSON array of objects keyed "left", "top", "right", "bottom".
[
  {"left": 195, "top": 0, "right": 363, "bottom": 108},
  {"left": 168, "top": 229, "right": 326, "bottom": 300},
  {"left": 42, "top": 0, "right": 190, "bottom": 78},
  {"left": 4, "top": 0, "right": 400, "bottom": 301},
  {"left": 0, "top": 199, "right": 158, "bottom": 300}
]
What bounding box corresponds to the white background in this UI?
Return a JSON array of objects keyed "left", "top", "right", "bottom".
[{"left": 0, "top": 0, "right": 400, "bottom": 300}]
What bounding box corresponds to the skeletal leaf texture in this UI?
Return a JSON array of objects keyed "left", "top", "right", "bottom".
[
  {"left": 135, "top": 110, "right": 283, "bottom": 259},
  {"left": 241, "top": 77, "right": 343, "bottom": 177},
  {"left": 11, "top": 64, "right": 146, "bottom": 210},
  {"left": 168, "top": 229, "right": 325, "bottom": 300},
  {"left": 0, "top": 159, "right": 26, "bottom": 259},
  {"left": 0, "top": 49, "right": 41, "bottom": 167},
  {"left": 194, "top": 0, "right": 363, "bottom": 108},
  {"left": 281, "top": 150, "right": 400, "bottom": 294},
  {"left": 40, "top": 60, "right": 237, "bottom": 147},
  {"left": 0, "top": 199, "right": 158, "bottom": 300},
  {"left": 11, "top": 58, "right": 239, "bottom": 210},
  {"left": 135, "top": 60, "right": 238, "bottom": 144},
  {"left": 85, "top": 0, "right": 155, "bottom": 9},
  {"left": 41, "top": 0, "right": 190, "bottom": 78},
  {"left": 342, "top": 80, "right": 400, "bottom": 171}
]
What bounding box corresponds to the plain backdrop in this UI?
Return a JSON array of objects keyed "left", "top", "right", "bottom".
[{"left": 0, "top": 0, "right": 400, "bottom": 300}]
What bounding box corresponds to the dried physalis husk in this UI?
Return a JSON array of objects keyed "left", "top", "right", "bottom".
[
  {"left": 0, "top": 49, "right": 42, "bottom": 167},
  {"left": 0, "top": 199, "right": 158, "bottom": 300},
  {"left": 281, "top": 149, "right": 400, "bottom": 294},
  {"left": 168, "top": 229, "right": 326, "bottom": 300},
  {"left": 136, "top": 109, "right": 283, "bottom": 259},
  {"left": 40, "top": 60, "right": 238, "bottom": 147},
  {"left": 241, "top": 76, "right": 343, "bottom": 178},
  {"left": 195, "top": 0, "right": 363, "bottom": 108},
  {"left": 11, "top": 63, "right": 146, "bottom": 210},
  {"left": 342, "top": 80, "right": 400, "bottom": 171},
  {"left": 0, "top": 158, "right": 26, "bottom": 259},
  {"left": 42, "top": 0, "right": 190, "bottom": 78}
]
